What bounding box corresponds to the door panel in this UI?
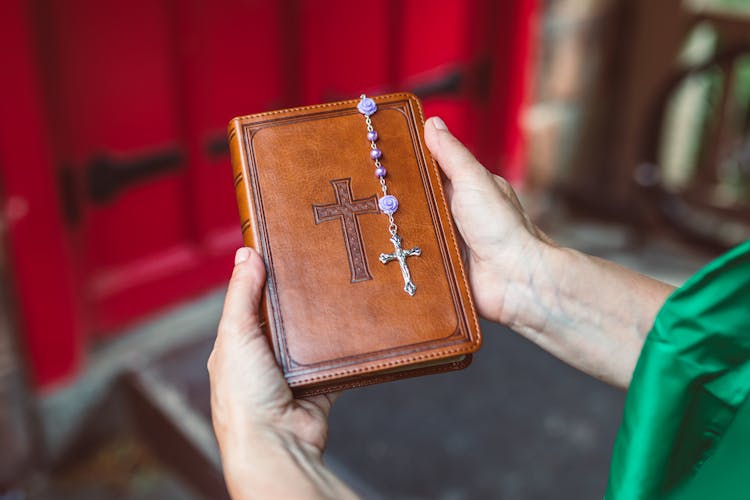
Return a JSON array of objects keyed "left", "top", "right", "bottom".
[
  {"left": 0, "top": 0, "right": 83, "bottom": 386},
  {"left": 399, "top": 0, "right": 482, "bottom": 152},
  {"left": 43, "top": 0, "right": 240, "bottom": 332},
  {"left": 175, "top": 0, "right": 285, "bottom": 245},
  {"left": 299, "top": 0, "right": 392, "bottom": 103},
  {"left": 48, "top": 0, "right": 189, "bottom": 268}
]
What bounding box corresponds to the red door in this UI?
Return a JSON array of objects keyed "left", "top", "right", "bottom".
[{"left": 1, "top": 0, "right": 536, "bottom": 389}]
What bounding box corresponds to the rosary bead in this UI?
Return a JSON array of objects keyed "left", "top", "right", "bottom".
[
  {"left": 375, "top": 167, "right": 387, "bottom": 178},
  {"left": 378, "top": 194, "right": 399, "bottom": 213},
  {"left": 357, "top": 96, "right": 378, "bottom": 115},
  {"left": 367, "top": 130, "right": 378, "bottom": 141},
  {"left": 370, "top": 148, "right": 382, "bottom": 159}
]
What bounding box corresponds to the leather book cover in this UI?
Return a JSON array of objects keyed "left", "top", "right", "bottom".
[{"left": 228, "top": 92, "right": 481, "bottom": 396}]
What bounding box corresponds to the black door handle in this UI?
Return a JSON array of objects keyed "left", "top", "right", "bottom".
[
  {"left": 411, "top": 68, "right": 463, "bottom": 99},
  {"left": 86, "top": 148, "right": 185, "bottom": 203},
  {"left": 205, "top": 135, "right": 228, "bottom": 159}
]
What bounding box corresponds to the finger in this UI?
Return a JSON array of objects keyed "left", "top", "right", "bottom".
[
  {"left": 491, "top": 175, "right": 556, "bottom": 245},
  {"left": 493, "top": 175, "right": 525, "bottom": 214},
  {"left": 424, "top": 117, "right": 489, "bottom": 185},
  {"left": 218, "top": 247, "right": 267, "bottom": 340},
  {"left": 535, "top": 227, "right": 557, "bottom": 246},
  {"left": 326, "top": 391, "right": 342, "bottom": 405},
  {"left": 442, "top": 177, "right": 455, "bottom": 206},
  {"left": 299, "top": 391, "right": 342, "bottom": 423}
]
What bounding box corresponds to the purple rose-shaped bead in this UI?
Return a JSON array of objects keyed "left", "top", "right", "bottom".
[
  {"left": 357, "top": 96, "right": 377, "bottom": 116},
  {"left": 378, "top": 195, "right": 399, "bottom": 214}
]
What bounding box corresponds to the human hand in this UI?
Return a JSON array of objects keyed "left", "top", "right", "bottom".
[
  {"left": 424, "top": 117, "right": 673, "bottom": 388},
  {"left": 424, "top": 117, "right": 552, "bottom": 327},
  {"left": 208, "top": 247, "right": 356, "bottom": 499}
]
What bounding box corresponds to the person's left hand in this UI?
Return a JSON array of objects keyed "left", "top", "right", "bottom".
[{"left": 208, "top": 247, "right": 352, "bottom": 499}]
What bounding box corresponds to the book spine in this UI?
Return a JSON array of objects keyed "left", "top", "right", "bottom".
[
  {"left": 227, "top": 118, "right": 278, "bottom": 359},
  {"left": 227, "top": 118, "right": 261, "bottom": 252}
]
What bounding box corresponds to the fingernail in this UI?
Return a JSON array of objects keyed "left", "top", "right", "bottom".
[
  {"left": 432, "top": 116, "right": 448, "bottom": 131},
  {"left": 235, "top": 247, "right": 251, "bottom": 265}
]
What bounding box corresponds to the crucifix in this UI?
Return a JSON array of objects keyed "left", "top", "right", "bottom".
[
  {"left": 313, "top": 178, "right": 379, "bottom": 283},
  {"left": 379, "top": 233, "right": 421, "bottom": 296}
]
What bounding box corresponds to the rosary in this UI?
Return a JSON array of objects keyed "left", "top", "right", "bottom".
[{"left": 357, "top": 95, "right": 421, "bottom": 296}]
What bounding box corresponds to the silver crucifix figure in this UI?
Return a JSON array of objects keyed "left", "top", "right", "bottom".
[{"left": 379, "top": 233, "right": 421, "bottom": 296}]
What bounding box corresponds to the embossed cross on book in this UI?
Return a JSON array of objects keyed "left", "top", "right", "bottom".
[{"left": 313, "top": 178, "right": 379, "bottom": 283}]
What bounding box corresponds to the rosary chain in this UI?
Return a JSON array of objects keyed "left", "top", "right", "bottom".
[
  {"left": 359, "top": 94, "right": 419, "bottom": 296},
  {"left": 364, "top": 100, "right": 396, "bottom": 236}
]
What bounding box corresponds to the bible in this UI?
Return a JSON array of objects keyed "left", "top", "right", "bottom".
[{"left": 228, "top": 92, "right": 481, "bottom": 396}]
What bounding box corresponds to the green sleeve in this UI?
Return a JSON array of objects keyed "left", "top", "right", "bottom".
[{"left": 606, "top": 239, "right": 750, "bottom": 500}]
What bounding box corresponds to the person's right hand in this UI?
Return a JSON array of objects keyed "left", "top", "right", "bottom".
[
  {"left": 424, "top": 117, "right": 673, "bottom": 389},
  {"left": 424, "top": 117, "right": 552, "bottom": 328}
]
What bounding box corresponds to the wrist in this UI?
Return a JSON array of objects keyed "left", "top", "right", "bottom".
[
  {"left": 501, "top": 242, "right": 673, "bottom": 388},
  {"left": 497, "top": 244, "right": 612, "bottom": 381},
  {"left": 221, "top": 428, "right": 325, "bottom": 500}
]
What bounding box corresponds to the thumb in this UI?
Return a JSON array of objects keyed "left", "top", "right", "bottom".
[
  {"left": 218, "top": 247, "right": 267, "bottom": 339},
  {"left": 424, "top": 117, "right": 490, "bottom": 185}
]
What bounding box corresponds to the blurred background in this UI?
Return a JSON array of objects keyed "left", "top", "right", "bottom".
[{"left": 1, "top": 0, "right": 749, "bottom": 498}]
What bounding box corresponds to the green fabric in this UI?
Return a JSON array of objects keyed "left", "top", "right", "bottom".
[{"left": 606, "top": 239, "right": 750, "bottom": 500}]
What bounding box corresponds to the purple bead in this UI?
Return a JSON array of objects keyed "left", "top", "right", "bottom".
[
  {"left": 370, "top": 148, "right": 382, "bottom": 159},
  {"left": 367, "top": 130, "right": 378, "bottom": 141},
  {"left": 375, "top": 167, "right": 387, "bottom": 178},
  {"left": 378, "top": 195, "right": 398, "bottom": 214}
]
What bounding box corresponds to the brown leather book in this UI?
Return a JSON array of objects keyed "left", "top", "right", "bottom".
[{"left": 228, "top": 92, "right": 481, "bottom": 396}]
